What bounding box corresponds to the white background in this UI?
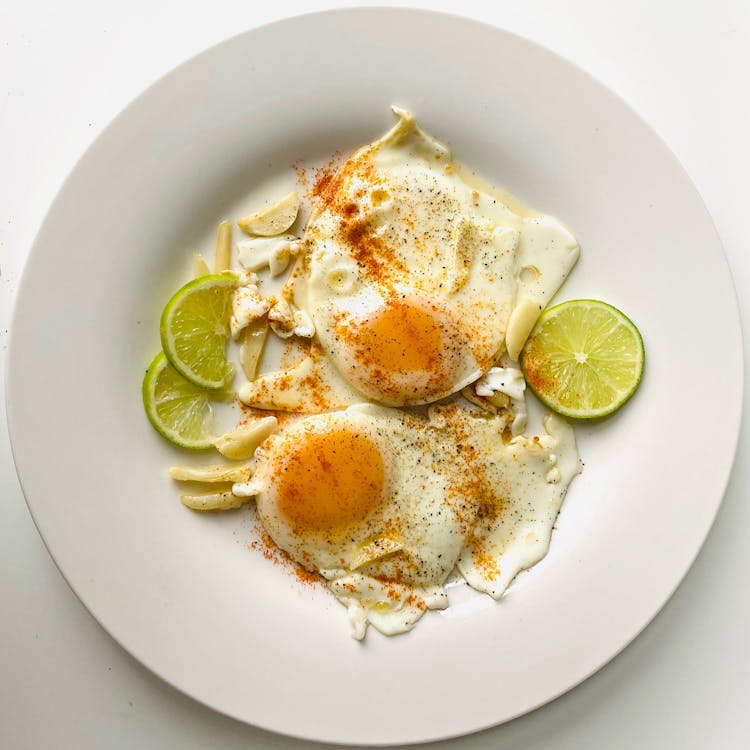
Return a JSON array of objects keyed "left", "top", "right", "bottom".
[{"left": 1, "top": 1, "right": 748, "bottom": 748}]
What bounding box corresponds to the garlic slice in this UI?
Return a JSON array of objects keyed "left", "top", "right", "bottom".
[
  {"left": 169, "top": 464, "right": 254, "bottom": 483},
  {"left": 214, "top": 416, "right": 278, "bottom": 460},
  {"left": 237, "top": 191, "right": 300, "bottom": 236},
  {"left": 180, "top": 491, "right": 248, "bottom": 512}
]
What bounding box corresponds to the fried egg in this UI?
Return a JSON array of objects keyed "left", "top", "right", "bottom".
[
  {"left": 235, "top": 403, "right": 580, "bottom": 639},
  {"left": 239, "top": 108, "right": 579, "bottom": 412},
  {"left": 240, "top": 405, "right": 474, "bottom": 637}
]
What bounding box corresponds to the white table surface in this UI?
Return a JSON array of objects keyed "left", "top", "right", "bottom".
[{"left": 2, "top": 1, "right": 748, "bottom": 748}]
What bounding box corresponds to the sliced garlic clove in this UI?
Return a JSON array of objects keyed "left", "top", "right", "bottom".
[
  {"left": 214, "top": 416, "right": 278, "bottom": 460},
  {"left": 506, "top": 298, "right": 542, "bottom": 361},
  {"left": 237, "top": 191, "right": 300, "bottom": 236},
  {"left": 214, "top": 220, "right": 232, "bottom": 272},
  {"left": 180, "top": 491, "right": 248, "bottom": 512},
  {"left": 239, "top": 320, "right": 269, "bottom": 381},
  {"left": 168, "top": 463, "right": 254, "bottom": 483}
]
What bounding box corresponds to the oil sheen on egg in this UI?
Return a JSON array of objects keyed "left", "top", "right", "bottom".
[
  {"left": 239, "top": 402, "right": 580, "bottom": 639},
  {"left": 239, "top": 107, "right": 579, "bottom": 412}
]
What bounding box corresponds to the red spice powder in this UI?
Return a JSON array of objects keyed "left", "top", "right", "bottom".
[
  {"left": 292, "top": 160, "right": 308, "bottom": 193},
  {"left": 248, "top": 527, "right": 324, "bottom": 587},
  {"left": 522, "top": 348, "right": 560, "bottom": 401},
  {"left": 310, "top": 151, "right": 343, "bottom": 202}
]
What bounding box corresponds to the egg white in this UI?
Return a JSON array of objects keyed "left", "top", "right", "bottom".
[{"left": 455, "top": 413, "right": 582, "bottom": 598}]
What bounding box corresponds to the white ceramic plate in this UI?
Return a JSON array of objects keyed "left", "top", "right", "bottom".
[{"left": 6, "top": 9, "right": 742, "bottom": 746}]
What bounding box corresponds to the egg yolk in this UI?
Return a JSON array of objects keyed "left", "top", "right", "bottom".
[
  {"left": 275, "top": 427, "right": 385, "bottom": 535},
  {"left": 336, "top": 296, "right": 463, "bottom": 404},
  {"left": 359, "top": 300, "right": 443, "bottom": 374}
]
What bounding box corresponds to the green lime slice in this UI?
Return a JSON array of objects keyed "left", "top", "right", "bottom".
[
  {"left": 160, "top": 272, "right": 236, "bottom": 389},
  {"left": 142, "top": 351, "right": 215, "bottom": 449},
  {"left": 520, "top": 299, "right": 645, "bottom": 419}
]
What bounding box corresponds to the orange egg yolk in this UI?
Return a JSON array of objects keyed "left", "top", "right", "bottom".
[
  {"left": 275, "top": 427, "right": 385, "bottom": 535},
  {"left": 336, "top": 296, "right": 463, "bottom": 404},
  {"left": 359, "top": 300, "right": 444, "bottom": 374}
]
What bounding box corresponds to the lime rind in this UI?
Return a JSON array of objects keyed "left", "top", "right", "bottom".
[
  {"left": 160, "top": 272, "right": 237, "bottom": 389},
  {"left": 142, "top": 352, "right": 215, "bottom": 449},
  {"left": 520, "top": 299, "right": 644, "bottom": 419}
]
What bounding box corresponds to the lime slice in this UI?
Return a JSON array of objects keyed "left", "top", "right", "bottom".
[
  {"left": 238, "top": 191, "right": 300, "bottom": 236},
  {"left": 160, "top": 272, "right": 236, "bottom": 389},
  {"left": 520, "top": 299, "right": 644, "bottom": 419},
  {"left": 142, "top": 352, "right": 215, "bottom": 449}
]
